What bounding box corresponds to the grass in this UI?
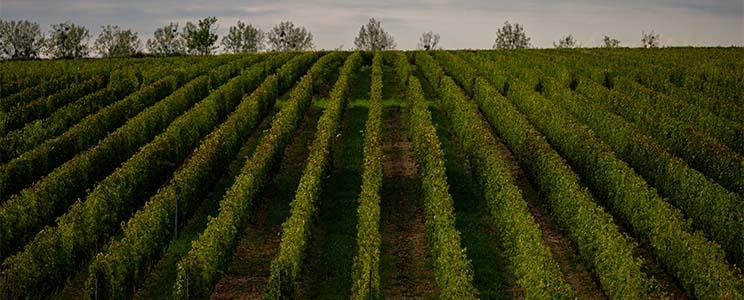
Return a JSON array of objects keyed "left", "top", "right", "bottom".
[{"left": 297, "top": 66, "right": 371, "bottom": 299}]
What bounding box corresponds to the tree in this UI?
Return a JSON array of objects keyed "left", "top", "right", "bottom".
[
  {"left": 267, "top": 21, "right": 313, "bottom": 51},
  {"left": 602, "top": 35, "right": 620, "bottom": 48},
  {"left": 493, "top": 21, "right": 530, "bottom": 49},
  {"left": 94, "top": 25, "right": 140, "bottom": 57},
  {"left": 45, "top": 21, "right": 90, "bottom": 59},
  {"left": 641, "top": 31, "right": 660, "bottom": 48},
  {"left": 183, "top": 17, "right": 219, "bottom": 55},
  {"left": 147, "top": 23, "right": 185, "bottom": 55},
  {"left": 554, "top": 34, "right": 578, "bottom": 48},
  {"left": 0, "top": 20, "right": 45, "bottom": 59},
  {"left": 221, "top": 21, "right": 264, "bottom": 53},
  {"left": 354, "top": 18, "right": 395, "bottom": 51},
  {"left": 417, "top": 31, "right": 440, "bottom": 50}
]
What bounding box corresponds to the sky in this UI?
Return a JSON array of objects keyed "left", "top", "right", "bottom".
[{"left": 1, "top": 0, "right": 742, "bottom": 50}]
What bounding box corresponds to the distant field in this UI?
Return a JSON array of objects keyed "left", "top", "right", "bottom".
[{"left": 0, "top": 48, "right": 742, "bottom": 299}]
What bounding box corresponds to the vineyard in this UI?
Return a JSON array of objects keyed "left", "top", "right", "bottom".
[{"left": 0, "top": 48, "right": 742, "bottom": 299}]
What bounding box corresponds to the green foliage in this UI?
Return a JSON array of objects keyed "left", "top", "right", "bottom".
[
  {"left": 350, "top": 52, "right": 384, "bottom": 300},
  {"left": 0, "top": 67, "right": 139, "bottom": 163},
  {"left": 266, "top": 21, "right": 314, "bottom": 51},
  {"left": 541, "top": 75, "right": 744, "bottom": 270},
  {"left": 264, "top": 52, "right": 362, "bottom": 299},
  {"left": 0, "top": 74, "right": 80, "bottom": 111},
  {"left": 447, "top": 51, "right": 658, "bottom": 299},
  {"left": 429, "top": 52, "right": 575, "bottom": 299},
  {"left": 509, "top": 76, "right": 741, "bottom": 299},
  {"left": 221, "top": 21, "right": 265, "bottom": 53},
  {"left": 45, "top": 21, "right": 90, "bottom": 58},
  {"left": 81, "top": 54, "right": 306, "bottom": 300},
  {"left": 392, "top": 51, "right": 410, "bottom": 87},
  {"left": 170, "top": 52, "right": 328, "bottom": 299},
  {"left": 0, "top": 75, "right": 107, "bottom": 135},
  {"left": 183, "top": 17, "right": 219, "bottom": 55},
  {"left": 94, "top": 25, "right": 141, "bottom": 58},
  {"left": 0, "top": 57, "right": 248, "bottom": 258},
  {"left": 576, "top": 78, "right": 744, "bottom": 194},
  {"left": 0, "top": 55, "right": 267, "bottom": 299},
  {"left": 459, "top": 50, "right": 742, "bottom": 299},
  {"left": 406, "top": 75, "right": 478, "bottom": 299}
]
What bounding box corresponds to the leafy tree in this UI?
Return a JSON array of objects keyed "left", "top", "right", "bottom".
[
  {"left": 602, "top": 35, "right": 621, "bottom": 48},
  {"left": 45, "top": 21, "right": 90, "bottom": 59},
  {"left": 641, "top": 31, "right": 660, "bottom": 48},
  {"left": 267, "top": 21, "right": 313, "bottom": 51},
  {"left": 94, "top": 25, "right": 140, "bottom": 57},
  {"left": 221, "top": 21, "right": 264, "bottom": 53},
  {"left": 0, "top": 20, "right": 45, "bottom": 59},
  {"left": 354, "top": 18, "right": 395, "bottom": 51},
  {"left": 147, "top": 23, "right": 185, "bottom": 55},
  {"left": 183, "top": 17, "right": 219, "bottom": 55},
  {"left": 417, "top": 31, "right": 440, "bottom": 50},
  {"left": 493, "top": 21, "right": 530, "bottom": 49},
  {"left": 554, "top": 34, "right": 578, "bottom": 48}
]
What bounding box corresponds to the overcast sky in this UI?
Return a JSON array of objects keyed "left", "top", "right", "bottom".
[{"left": 2, "top": 0, "right": 742, "bottom": 50}]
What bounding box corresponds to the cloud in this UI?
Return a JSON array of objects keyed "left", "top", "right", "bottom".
[{"left": 1, "top": 0, "right": 741, "bottom": 49}]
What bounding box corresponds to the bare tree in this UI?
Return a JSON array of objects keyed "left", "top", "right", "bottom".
[
  {"left": 0, "top": 20, "right": 45, "bottom": 59},
  {"left": 45, "top": 21, "right": 90, "bottom": 59},
  {"left": 354, "top": 18, "right": 395, "bottom": 51},
  {"left": 554, "top": 34, "right": 578, "bottom": 48},
  {"left": 641, "top": 31, "right": 660, "bottom": 48},
  {"left": 94, "top": 25, "right": 140, "bottom": 57},
  {"left": 493, "top": 21, "right": 530, "bottom": 49},
  {"left": 147, "top": 23, "right": 185, "bottom": 55},
  {"left": 183, "top": 17, "right": 219, "bottom": 55},
  {"left": 222, "top": 21, "right": 264, "bottom": 53},
  {"left": 417, "top": 31, "right": 440, "bottom": 50},
  {"left": 267, "top": 21, "right": 313, "bottom": 51},
  {"left": 602, "top": 35, "right": 620, "bottom": 48}
]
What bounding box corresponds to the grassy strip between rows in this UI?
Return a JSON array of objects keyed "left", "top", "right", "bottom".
[
  {"left": 0, "top": 75, "right": 107, "bottom": 136},
  {"left": 0, "top": 54, "right": 279, "bottom": 299},
  {"left": 350, "top": 52, "right": 384, "bottom": 299},
  {"left": 170, "top": 52, "right": 340, "bottom": 299},
  {"left": 425, "top": 51, "right": 660, "bottom": 299},
  {"left": 0, "top": 57, "right": 252, "bottom": 259},
  {"left": 412, "top": 54, "right": 480, "bottom": 299},
  {"left": 431, "top": 52, "right": 576, "bottom": 299},
  {"left": 447, "top": 51, "right": 742, "bottom": 299},
  {"left": 0, "top": 57, "right": 231, "bottom": 203},
  {"left": 264, "top": 52, "right": 362, "bottom": 299},
  {"left": 0, "top": 69, "right": 139, "bottom": 163},
  {"left": 82, "top": 52, "right": 329, "bottom": 300}
]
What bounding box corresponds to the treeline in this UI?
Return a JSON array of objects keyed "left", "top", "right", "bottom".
[
  {"left": 0, "top": 18, "right": 315, "bottom": 59},
  {"left": 0, "top": 17, "right": 671, "bottom": 60}
]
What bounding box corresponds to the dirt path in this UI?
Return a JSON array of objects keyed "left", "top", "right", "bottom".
[
  {"left": 377, "top": 66, "right": 441, "bottom": 298},
  {"left": 489, "top": 133, "right": 607, "bottom": 300},
  {"left": 379, "top": 104, "right": 440, "bottom": 300},
  {"left": 127, "top": 104, "right": 278, "bottom": 300},
  {"left": 208, "top": 102, "right": 323, "bottom": 300}
]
